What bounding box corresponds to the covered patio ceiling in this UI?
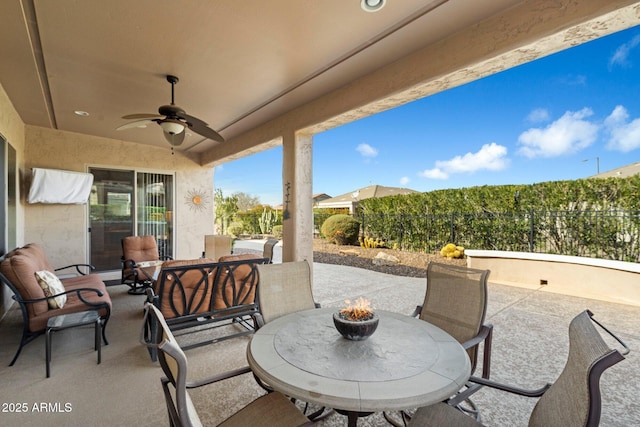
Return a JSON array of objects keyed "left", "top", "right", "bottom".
[{"left": 1, "top": 1, "right": 639, "bottom": 164}]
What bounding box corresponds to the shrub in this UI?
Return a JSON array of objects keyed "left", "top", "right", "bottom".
[
  {"left": 321, "top": 214, "right": 360, "bottom": 245},
  {"left": 360, "top": 236, "right": 386, "bottom": 248},
  {"left": 227, "top": 222, "right": 244, "bottom": 238},
  {"left": 440, "top": 243, "right": 465, "bottom": 259},
  {"left": 272, "top": 225, "right": 283, "bottom": 239}
]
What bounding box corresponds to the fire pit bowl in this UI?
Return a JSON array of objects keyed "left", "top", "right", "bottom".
[{"left": 333, "top": 311, "right": 379, "bottom": 341}]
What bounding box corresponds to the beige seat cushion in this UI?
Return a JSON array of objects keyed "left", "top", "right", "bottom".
[
  {"left": 154, "top": 259, "right": 217, "bottom": 319},
  {"left": 215, "top": 254, "right": 263, "bottom": 310}
]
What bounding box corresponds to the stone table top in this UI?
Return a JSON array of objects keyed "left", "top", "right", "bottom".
[{"left": 247, "top": 307, "right": 471, "bottom": 413}]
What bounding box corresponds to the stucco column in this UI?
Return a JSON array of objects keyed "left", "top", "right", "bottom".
[{"left": 281, "top": 132, "right": 313, "bottom": 264}]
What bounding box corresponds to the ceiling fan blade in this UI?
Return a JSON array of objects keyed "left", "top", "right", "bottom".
[
  {"left": 116, "top": 119, "right": 157, "bottom": 131},
  {"left": 163, "top": 130, "right": 185, "bottom": 147},
  {"left": 122, "top": 113, "right": 163, "bottom": 120},
  {"left": 178, "top": 112, "right": 225, "bottom": 142}
]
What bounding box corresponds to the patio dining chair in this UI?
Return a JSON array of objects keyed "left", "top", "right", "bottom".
[
  {"left": 255, "top": 260, "right": 319, "bottom": 326},
  {"left": 204, "top": 234, "right": 233, "bottom": 260},
  {"left": 407, "top": 309, "right": 629, "bottom": 427},
  {"left": 255, "top": 260, "right": 330, "bottom": 420},
  {"left": 262, "top": 238, "right": 279, "bottom": 264},
  {"left": 385, "top": 262, "right": 492, "bottom": 425},
  {"left": 140, "top": 302, "right": 312, "bottom": 427},
  {"left": 121, "top": 235, "right": 171, "bottom": 295}
]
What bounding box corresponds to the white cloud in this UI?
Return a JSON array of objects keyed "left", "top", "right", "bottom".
[
  {"left": 399, "top": 176, "right": 410, "bottom": 186},
  {"left": 604, "top": 105, "right": 640, "bottom": 152},
  {"left": 559, "top": 74, "right": 587, "bottom": 86},
  {"left": 526, "top": 108, "right": 550, "bottom": 123},
  {"left": 609, "top": 34, "right": 640, "bottom": 68},
  {"left": 517, "top": 108, "right": 599, "bottom": 158},
  {"left": 356, "top": 143, "right": 378, "bottom": 158},
  {"left": 419, "top": 168, "right": 448, "bottom": 180},
  {"left": 418, "top": 143, "right": 509, "bottom": 180}
]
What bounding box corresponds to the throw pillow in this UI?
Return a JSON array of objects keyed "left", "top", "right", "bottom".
[{"left": 35, "top": 270, "right": 67, "bottom": 309}]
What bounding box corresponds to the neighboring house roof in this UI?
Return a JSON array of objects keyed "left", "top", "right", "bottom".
[
  {"left": 313, "top": 193, "right": 332, "bottom": 203},
  {"left": 274, "top": 193, "right": 331, "bottom": 210},
  {"left": 592, "top": 161, "right": 640, "bottom": 178},
  {"left": 316, "top": 185, "right": 418, "bottom": 210}
]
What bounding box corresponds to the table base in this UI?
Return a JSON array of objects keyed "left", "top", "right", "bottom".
[{"left": 334, "top": 409, "right": 374, "bottom": 427}]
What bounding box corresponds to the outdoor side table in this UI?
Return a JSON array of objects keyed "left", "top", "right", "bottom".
[{"left": 45, "top": 310, "right": 101, "bottom": 378}]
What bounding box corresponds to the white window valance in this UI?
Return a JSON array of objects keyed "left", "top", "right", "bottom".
[{"left": 27, "top": 168, "right": 94, "bottom": 204}]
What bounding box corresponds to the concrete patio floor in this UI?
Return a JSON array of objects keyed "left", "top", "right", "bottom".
[
  {"left": 0, "top": 240, "right": 637, "bottom": 426},
  {"left": 234, "top": 240, "right": 640, "bottom": 426}
]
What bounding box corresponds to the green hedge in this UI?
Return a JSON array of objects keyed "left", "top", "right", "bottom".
[{"left": 356, "top": 176, "right": 640, "bottom": 262}]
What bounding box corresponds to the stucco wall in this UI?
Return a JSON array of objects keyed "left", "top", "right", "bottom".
[
  {"left": 23, "top": 126, "right": 214, "bottom": 268},
  {"left": 466, "top": 250, "right": 640, "bottom": 307}
]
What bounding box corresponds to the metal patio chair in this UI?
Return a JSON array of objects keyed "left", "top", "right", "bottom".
[
  {"left": 121, "top": 235, "right": 171, "bottom": 295},
  {"left": 408, "top": 309, "right": 629, "bottom": 427},
  {"left": 255, "top": 260, "right": 318, "bottom": 326},
  {"left": 262, "top": 238, "right": 279, "bottom": 264},
  {"left": 255, "top": 260, "right": 331, "bottom": 420},
  {"left": 140, "top": 302, "right": 312, "bottom": 427},
  {"left": 385, "top": 262, "right": 492, "bottom": 425},
  {"left": 204, "top": 234, "right": 233, "bottom": 260}
]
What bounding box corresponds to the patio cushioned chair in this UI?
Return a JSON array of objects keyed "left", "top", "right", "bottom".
[
  {"left": 407, "top": 309, "right": 629, "bottom": 427},
  {"left": 385, "top": 262, "right": 492, "bottom": 425},
  {"left": 121, "top": 235, "right": 171, "bottom": 295},
  {"left": 140, "top": 302, "right": 312, "bottom": 427}
]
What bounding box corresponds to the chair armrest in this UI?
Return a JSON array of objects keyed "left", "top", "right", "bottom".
[
  {"left": 186, "top": 366, "right": 252, "bottom": 389},
  {"left": 461, "top": 323, "right": 493, "bottom": 379},
  {"left": 469, "top": 376, "right": 552, "bottom": 397},
  {"left": 410, "top": 305, "right": 422, "bottom": 317},
  {"left": 145, "top": 287, "right": 158, "bottom": 304},
  {"left": 122, "top": 258, "right": 138, "bottom": 268},
  {"left": 17, "top": 287, "right": 105, "bottom": 307},
  {"left": 254, "top": 313, "right": 265, "bottom": 329},
  {"left": 461, "top": 323, "right": 492, "bottom": 350},
  {"left": 55, "top": 263, "right": 96, "bottom": 275}
]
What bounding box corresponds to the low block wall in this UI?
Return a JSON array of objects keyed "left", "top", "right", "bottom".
[{"left": 466, "top": 250, "right": 640, "bottom": 307}]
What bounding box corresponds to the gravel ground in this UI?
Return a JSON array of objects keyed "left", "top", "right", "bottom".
[{"left": 312, "top": 238, "right": 465, "bottom": 278}]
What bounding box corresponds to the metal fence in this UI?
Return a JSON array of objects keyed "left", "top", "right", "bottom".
[{"left": 314, "top": 210, "right": 640, "bottom": 263}]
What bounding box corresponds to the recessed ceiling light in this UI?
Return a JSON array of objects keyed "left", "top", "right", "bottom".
[
  {"left": 361, "top": 0, "right": 385, "bottom": 12},
  {"left": 74, "top": 110, "right": 89, "bottom": 116}
]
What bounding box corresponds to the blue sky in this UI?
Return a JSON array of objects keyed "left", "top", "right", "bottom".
[{"left": 214, "top": 25, "right": 640, "bottom": 207}]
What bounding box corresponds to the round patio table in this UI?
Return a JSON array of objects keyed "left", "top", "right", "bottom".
[{"left": 247, "top": 307, "right": 470, "bottom": 426}]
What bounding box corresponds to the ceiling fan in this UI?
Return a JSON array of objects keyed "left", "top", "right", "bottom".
[{"left": 117, "top": 75, "right": 224, "bottom": 147}]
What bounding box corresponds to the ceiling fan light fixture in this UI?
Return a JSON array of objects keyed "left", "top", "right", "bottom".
[
  {"left": 163, "top": 129, "right": 185, "bottom": 147},
  {"left": 361, "top": 0, "right": 385, "bottom": 12},
  {"left": 160, "top": 119, "right": 185, "bottom": 135}
]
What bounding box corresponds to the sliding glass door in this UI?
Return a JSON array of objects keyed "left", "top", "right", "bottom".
[
  {"left": 89, "top": 169, "right": 135, "bottom": 271},
  {"left": 137, "top": 173, "right": 173, "bottom": 260},
  {"left": 89, "top": 168, "right": 173, "bottom": 272}
]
